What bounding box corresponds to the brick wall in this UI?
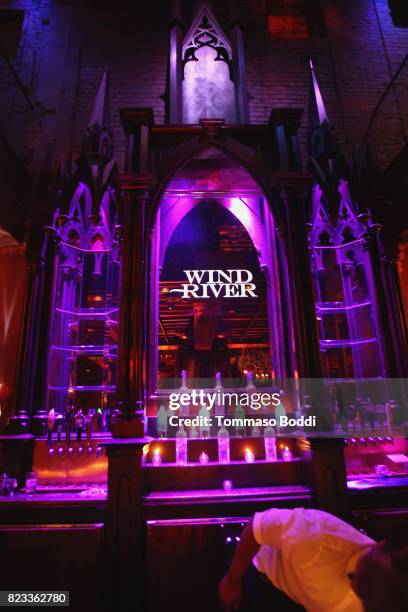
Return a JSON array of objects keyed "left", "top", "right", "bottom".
[
  {"left": 0, "top": 0, "right": 407, "bottom": 174},
  {"left": 240, "top": 0, "right": 408, "bottom": 168}
]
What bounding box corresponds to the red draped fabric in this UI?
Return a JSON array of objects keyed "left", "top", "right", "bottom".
[{"left": 0, "top": 246, "right": 26, "bottom": 430}]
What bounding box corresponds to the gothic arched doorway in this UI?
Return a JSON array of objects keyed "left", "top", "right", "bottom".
[{"left": 147, "top": 147, "right": 291, "bottom": 406}]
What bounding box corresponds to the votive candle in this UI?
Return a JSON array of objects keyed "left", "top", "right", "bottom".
[
  {"left": 282, "top": 446, "right": 293, "bottom": 461},
  {"left": 152, "top": 448, "right": 162, "bottom": 466},
  {"left": 244, "top": 448, "right": 255, "bottom": 463},
  {"left": 199, "top": 451, "right": 209, "bottom": 465}
]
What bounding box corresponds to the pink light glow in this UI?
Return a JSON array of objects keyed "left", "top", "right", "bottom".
[
  {"left": 228, "top": 197, "right": 253, "bottom": 230},
  {"left": 91, "top": 237, "right": 105, "bottom": 252}
]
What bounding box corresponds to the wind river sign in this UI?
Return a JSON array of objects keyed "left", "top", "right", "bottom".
[{"left": 169, "top": 269, "right": 258, "bottom": 299}]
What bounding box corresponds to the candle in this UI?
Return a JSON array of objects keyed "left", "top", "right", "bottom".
[
  {"left": 152, "top": 448, "right": 162, "bottom": 466},
  {"left": 244, "top": 448, "right": 255, "bottom": 463},
  {"left": 282, "top": 446, "right": 293, "bottom": 461},
  {"left": 222, "top": 479, "right": 233, "bottom": 492},
  {"left": 199, "top": 451, "right": 209, "bottom": 465},
  {"left": 374, "top": 464, "right": 388, "bottom": 478}
]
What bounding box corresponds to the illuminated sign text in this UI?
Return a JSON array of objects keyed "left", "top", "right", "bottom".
[{"left": 169, "top": 269, "right": 258, "bottom": 299}]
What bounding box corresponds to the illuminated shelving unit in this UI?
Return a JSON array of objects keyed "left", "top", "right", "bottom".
[
  {"left": 313, "top": 239, "right": 381, "bottom": 379},
  {"left": 46, "top": 243, "right": 120, "bottom": 432}
]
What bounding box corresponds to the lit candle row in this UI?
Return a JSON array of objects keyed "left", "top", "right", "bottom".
[{"left": 150, "top": 445, "right": 293, "bottom": 465}]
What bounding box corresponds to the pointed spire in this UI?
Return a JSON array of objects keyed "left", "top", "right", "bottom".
[
  {"left": 192, "top": 0, "right": 212, "bottom": 16},
  {"left": 83, "top": 68, "right": 113, "bottom": 164},
  {"left": 309, "top": 59, "right": 329, "bottom": 126},
  {"left": 308, "top": 59, "right": 337, "bottom": 163},
  {"left": 89, "top": 68, "right": 110, "bottom": 128},
  {"left": 51, "top": 145, "right": 74, "bottom": 215}
]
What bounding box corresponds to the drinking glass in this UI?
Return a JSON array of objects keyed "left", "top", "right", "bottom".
[{"left": 25, "top": 471, "right": 38, "bottom": 493}]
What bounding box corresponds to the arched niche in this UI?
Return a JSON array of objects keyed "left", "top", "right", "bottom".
[
  {"left": 147, "top": 148, "right": 289, "bottom": 400},
  {"left": 183, "top": 45, "right": 235, "bottom": 123},
  {"left": 181, "top": 6, "right": 236, "bottom": 124}
]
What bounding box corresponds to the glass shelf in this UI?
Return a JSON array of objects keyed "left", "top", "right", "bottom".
[
  {"left": 320, "top": 338, "right": 377, "bottom": 348},
  {"left": 46, "top": 243, "right": 120, "bottom": 430},
  {"left": 316, "top": 301, "right": 371, "bottom": 312},
  {"left": 49, "top": 343, "right": 118, "bottom": 354},
  {"left": 48, "top": 385, "right": 117, "bottom": 392},
  {"left": 311, "top": 237, "right": 382, "bottom": 379}
]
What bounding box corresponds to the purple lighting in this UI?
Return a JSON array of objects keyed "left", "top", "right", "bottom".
[{"left": 309, "top": 59, "right": 329, "bottom": 124}]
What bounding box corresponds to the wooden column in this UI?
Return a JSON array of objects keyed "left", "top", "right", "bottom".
[
  {"left": 228, "top": 6, "right": 249, "bottom": 124},
  {"left": 31, "top": 227, "right": 61, "bottom": 434},
  {"left": 361, "top": 223, "right": 402, "bottom": 376},
  {"left": 169, "top": 0, "right": 184, "bottom": 124},
  {"left": 115, "top": 109, "right": 154, "bottom": 437},
  {"left": 273, "top": 173, "right": 321, "bottom": 378},
  {"left": 380, "top": 248, "right": 408, "bottom": 377},
  {"left": 103, "top": 108, "right": 155, "bottom": 607},
  {"left": 119, "top": 108, "right": 154, "bottom": 174},
  {"left": 103, "top": 438, "right": 149, "bottom": 611},
  {"left": 275, "top": 225, "right": 297, "bottom": 378},
  {"left": 297, "top": 437, "right": 351, "bottom": 520},
  {"left": 114, "top": 182, "right": 150, "bottom": 437},
  {"left": 9, "top": 213, "right": 46, "bottom": 433}
]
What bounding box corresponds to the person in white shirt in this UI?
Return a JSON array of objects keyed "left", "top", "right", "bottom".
[{"left": 219, "top": 507, "right": 408, "bottom": 612}]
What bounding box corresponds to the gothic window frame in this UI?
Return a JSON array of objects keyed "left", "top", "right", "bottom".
[
  {"left": 182, "top": 6, "right": 233, "bottom": 80},
  {"left": 309, "top": 179, "right": 384, "bottom": 379}
]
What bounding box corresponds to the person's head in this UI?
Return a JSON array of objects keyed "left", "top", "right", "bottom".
[{"left": 350, "top": 538, "right": 408, "bottom": 612}]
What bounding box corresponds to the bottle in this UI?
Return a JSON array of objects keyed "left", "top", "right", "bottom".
[
  {"left": 264, "top": 426, "right": 277, "bottom": 461},
  {"left": 217, "top": 426, "right": 230, "bottom": 463},
  {"left": 180, "top": 369, "right": 188, "bottom": 390},
  {"left": 47, "top": 408, "right": 55, "bottom": 445},
  {"left": 0, "top": 472, "right": 8, "bottom": 496},
  {"left": 234, "top": 405, "right": 246, "bottom": 436},
  {"left": 157, "top": 405, "right": 168, "bottom": 438},
  {"left": 246, "top": 371, "right": 256, "bottom": 390},
  {"left": 275, "top": 397, "right": 286, "bottom": 434},
  {"left": 176, "top": 425, "right": 188, "bottom": 465},
  {"left": 199, "top": 405, "right": 211, "bottom": 437}
]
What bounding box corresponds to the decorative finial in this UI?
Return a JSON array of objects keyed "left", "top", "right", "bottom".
[{"left": 83, "top": 69, "right": 113, "bottom": 163}]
